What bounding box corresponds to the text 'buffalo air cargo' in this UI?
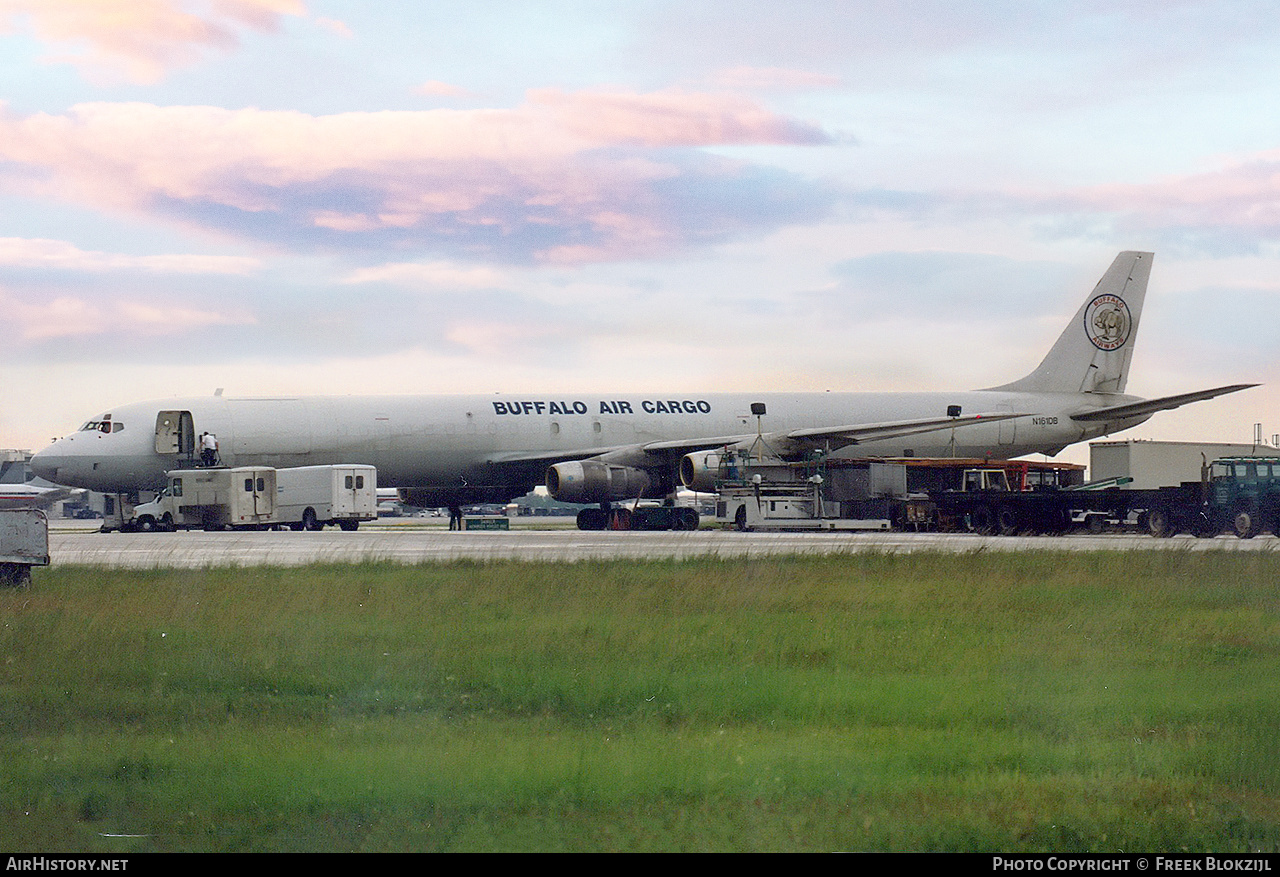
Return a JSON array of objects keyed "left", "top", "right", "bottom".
[{"left": 119, "top": 464, "right": 377, "bottom": 532}]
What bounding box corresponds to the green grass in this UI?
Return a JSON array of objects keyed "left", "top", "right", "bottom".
[{"left": 3, "top": 551, "right": 1280, "bottom": 851}]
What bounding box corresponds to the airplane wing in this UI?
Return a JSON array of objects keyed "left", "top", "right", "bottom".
[
  {"left": 782, "top": 412, "right": 1025, "bottom": 448},
  {"left": 0, "top": 485, "right": 79, "bottom": 510},
  {"left": 486, "top": 411, "right": 1026, "bottom": 466},
  {"left": 1069, "top": 384, "right": 1259, "bottom": 423}
]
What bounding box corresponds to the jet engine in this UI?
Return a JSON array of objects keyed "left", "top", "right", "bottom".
[
  {"left": 546, "top": 460, "right": 651, "bottom": 504},
  {"left": 679, "top": 450, "right": 734, "bottom": 494}
]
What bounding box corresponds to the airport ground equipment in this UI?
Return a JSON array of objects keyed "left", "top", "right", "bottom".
[
  {"left": 272, "top": 465, "right": 378, "bottom": 531},
  {"left": 0, "top": 509, "right": 49, "bottom": 586},
  {"left": 128, "top": 466, "right": 277, "bottom": 531},
  {"left": 931, "top": 456, "right": 1280, "bottom": 538},
  {"left": 697, "top": 450, "right": 1084, "bottom": 533},
  {"left": 698, "top": 448, "right": 1280, "bottom": 538},
  {"left": 124, "top": 465, "right": 378, "bottom": 532}
]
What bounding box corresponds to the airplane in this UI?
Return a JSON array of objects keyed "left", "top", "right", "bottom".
[
  {"left": 0, "top": 482, "right": 82, "bottom": 511},
  {"left": 30, "top": 251, "right": 1256, "bottom": 528}
]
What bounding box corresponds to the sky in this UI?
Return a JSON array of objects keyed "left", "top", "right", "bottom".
[{"left": 0, "top": 0, "right": 1277, "bottom": 469}]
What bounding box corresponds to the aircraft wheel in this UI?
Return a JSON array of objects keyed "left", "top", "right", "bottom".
[{"left": 576, "top": 508, "right": 606, "bottom": 530}]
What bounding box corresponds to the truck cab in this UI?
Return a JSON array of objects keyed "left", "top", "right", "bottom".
[
  {"left": 961, "top": 469, "right": 1011, "bottom": 492},
  {"left": 1208, "top": 457, "right": 1280, "bottom": 538}
]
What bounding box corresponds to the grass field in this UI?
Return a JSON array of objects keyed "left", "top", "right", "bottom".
[{"left": 3, "top": 550, "right": 1279, "bottom": 852}]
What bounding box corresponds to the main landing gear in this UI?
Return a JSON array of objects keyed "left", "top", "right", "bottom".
[{"left": 576, "top": 502, "right": 700, "bottom": 531}]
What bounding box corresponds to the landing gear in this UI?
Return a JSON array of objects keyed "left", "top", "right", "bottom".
[{"left": 575, "top": 502, "right": 700, "bottom": 531}]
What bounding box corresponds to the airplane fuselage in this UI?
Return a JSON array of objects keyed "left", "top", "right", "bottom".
[{"left": 31, "top": 390, "right": 1146, "bottom": 500}]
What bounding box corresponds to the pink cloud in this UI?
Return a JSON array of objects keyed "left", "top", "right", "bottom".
[
  {"left": 0, "top": 90, "right": 831, "bottom": 262},
  {"left": 1070, "top": 151, "right": 1280, "bottom": 231},
  {"left": 414, "top": 80, "right": 474, "bottom": 99},
  {"left": 709, "top": 66, "right": 844, "bottom": 92},
  {"left": 0, "top": 288, "right": 255, "bottom": 341},
  {"left": 528, "top": 87, "right": 829, "bottom": 147},
  {"left": 2, "top": 0, "right": 306, "bottom": 83},
  {"left": 0, "top": 236, "right": 259, "bottom": 274}
]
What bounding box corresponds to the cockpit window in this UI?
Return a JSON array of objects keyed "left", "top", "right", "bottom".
[{"left": 79, "top": 420, "right": 124, "bottom": 434}]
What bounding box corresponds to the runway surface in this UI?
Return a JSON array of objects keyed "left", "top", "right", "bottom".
[{"left": 46, "top": 518, "right": 1279, "bottom": 567}]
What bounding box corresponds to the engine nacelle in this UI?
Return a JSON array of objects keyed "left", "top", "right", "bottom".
[
  {"left": 546, "top": 460, "right": 651, "bottom": 504},
  {"left": 679, "top": 450, "right": 734, "bottom": 494}
]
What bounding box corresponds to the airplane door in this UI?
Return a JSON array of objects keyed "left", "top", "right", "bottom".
[{"left": 155, "top": 411, "right": 195, "bottom": 460}]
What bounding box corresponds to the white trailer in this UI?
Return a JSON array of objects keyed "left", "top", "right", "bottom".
[
  {"left": 274, "top": 465, "right": 377, "bottom": 531},
  {"left": 1090, "top": 439, "right": 1280, "bottom": 491},
  {"left": 131, "top": 467, "right": 276, "bottom": 531},
  {"left": 1, "top": 509, "right": 49, "bottom": 585}
]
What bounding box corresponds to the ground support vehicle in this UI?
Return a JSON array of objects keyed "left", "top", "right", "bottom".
[
  {"left": 705, "top": 452, "right": 1280, "bottom": 539},
  {"left": 128, "top": 467, "right": 276, "bottom": 531},
  {"left": 0, "top": 509, "right": 49, "bottom": 586},
  {"left": 1195, "top": 457, "right": 1280, "bottom": 538},
  {"left": 716, "top": 480, "right": 892, "bottom": 532},
  {"left": 273, "top": 465, "right": 378, "bottom": 531},
  {"left": 917, "top": 456, "right": 1280, "bottom": 539},
  {"left": 705, "top": 454, "right": 1085, "bottom": 533}
]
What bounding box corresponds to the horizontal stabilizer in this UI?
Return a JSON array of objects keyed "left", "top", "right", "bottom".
[{"left": 1069, "top": 384, "right": 1259, "bottom": 423}]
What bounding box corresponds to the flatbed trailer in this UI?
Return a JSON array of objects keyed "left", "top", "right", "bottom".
[{"left": 910, "top": 456, "right": 1280, "bottom": 538}]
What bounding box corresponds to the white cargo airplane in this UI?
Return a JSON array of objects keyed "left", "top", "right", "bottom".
[{"left": 30, "top": 251, "right": 1254, "bottom": 522}]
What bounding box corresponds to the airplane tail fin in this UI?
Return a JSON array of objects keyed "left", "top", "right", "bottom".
[{"left": 986, "top": 251, "right": 1153, "bottom": 395}]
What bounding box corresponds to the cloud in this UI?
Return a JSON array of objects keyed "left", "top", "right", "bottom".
[
  {"left": 1, "top": 0, "right": 307, "bottom": 84},
  {"left": 0, "top": 236, "right": 260, "bottom": 274},
  {"left": 414, "top": 80, "right": 475, "bottom": 99},
  {"left": 341, "top": 261, "right": 506, "bottom": 289},
  {"left": 0, "top": 288, "right": 255, "bottom": 341},
  {"left": 0, "top": 90, "right": 833, "bottom": 263},
  {"left": 1067, "top": 152, "right": 1280, "bottom": 246},
  {"left": 708, "top": 66, "right": 843, "bottom": 92}
]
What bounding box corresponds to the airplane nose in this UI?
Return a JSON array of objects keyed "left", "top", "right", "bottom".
[{"left": 29, "top": 447, "right": 66, "bottom": 485}]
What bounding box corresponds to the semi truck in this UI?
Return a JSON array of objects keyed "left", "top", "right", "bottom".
[{"left": 0, "top": 508, "right": 49, "bottom": 586}]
